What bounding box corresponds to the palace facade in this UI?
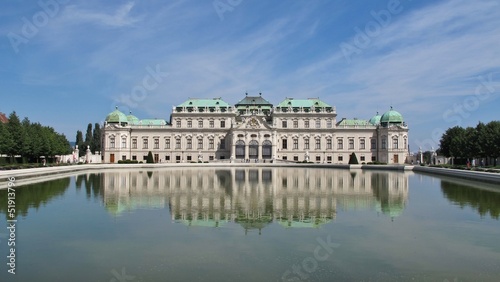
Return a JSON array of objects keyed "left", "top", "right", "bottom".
[{"left": 102, "top": 94, "right": 409, "bottom": 164}]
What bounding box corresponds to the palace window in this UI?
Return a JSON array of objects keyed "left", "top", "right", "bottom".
[
  {"left": 197, "top": 139, "right": 203, "bottom": 149},
  {"left": 304, "top": 120, "right": 309, "bottom": 128},
  {"left": 110, "top": 137, "right": 115, "bottom": 149},
  {"left": 121, "top": 137, "right": 126, "bottom": 149},
  {"left": 382, "top": 138, "right": 387, "bottom": 149},
  {"left": 392, "top": 137, "right": 399, "bottom": 149},
  {"left": 293, "top": 139, "right": 298, "bottom": 150},
  {"left": 220, "top": 138, "right": 226, "bottom": 149},
  {"left": 165, "top": 138, "right": 170, "bottom": 149},
  {"left": 154, "top": 138, "right": 159, "bottom": 149},
  {"left": 304, "top": 138, "right": 310, "bottom": 150},
  {"left": 360, "top": 139, "right": 365, "bottom": 150},
  {"left": 315, "top": 139, "right": 321, "bottom": 150},
  {"left": 209, "top": 139, "right": 214, "bottom": 149},
  {"left": 404, "top": 137, "right": 407, "bottom": 150},
  {"left": 282, "top": 120, "right": 287, "bottom": 128},
  {"left": 326, "top": 139, "right": 332, "bottom": 149},
  {"left": 176, "top": 120, "right": 181, "bottom": 128},
  {"left": 198, "top": 120, "right": 203, "bottom": 128},
  {"left": 175, "top": 139, "right": 181, "bottom": 149},
  {"left": 360, "top": 156, "right": 365, "bottom": 161},
  {"left": 132, "top": 139, "right": 137, "bottom": 149},
  {"left": 220, "top": 120, "right": 226, "bottom": 128},
  {"left": 187, "top": 139, "right": 192, "bottom": 149},
  {"left": 282, "top": 139, "right": 288, "bottom": 150},
  {"left": 293, "top": 120, "right": 298, "bottom": 128},
  {"left": 187, "top": 120, "right": 192, "bottom": 128},
  {"left": 338, "top": 155, "right": 343, "bottom": 161},
  {"left": 349, "top": 138, "right": 354, "bottom": 150},
  {"left": 337, "top": 138, "right": 343, "bottom": 150},
  {"left": 326, "top": 119, "right": 332, "bottom": 128},
  {"left": 371, "top": 139, "right": 376, "bottom": 149},
  {"left": 316, "top": 119, "right": 321, "bottom": 128},
  {"left": 209, "top": 120, "right": 214, "bottom": 128},
  {"left": 143, "top": 139, "right": 148, "bottom": 149}
]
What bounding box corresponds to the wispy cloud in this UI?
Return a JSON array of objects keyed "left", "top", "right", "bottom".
[{"left": 61, "top": 2, "right": 140, "bottom": 28}]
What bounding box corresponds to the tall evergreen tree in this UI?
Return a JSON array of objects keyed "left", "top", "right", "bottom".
[
  {"left": 75, "top": 130, "right": 84, "bottom": 157},
  {"left": 0, "top": 122, "right": 13, "bottom": 160},
  {"left": 92, "top": 123, "right": 101, "bottom": 153},
  {"left": 7, "top": 111, "right": 23, "bottom": 162}
]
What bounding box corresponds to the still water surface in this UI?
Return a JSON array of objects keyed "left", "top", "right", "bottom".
[{"left": 1, "top": 168, "right": 499, "bottom": 282}]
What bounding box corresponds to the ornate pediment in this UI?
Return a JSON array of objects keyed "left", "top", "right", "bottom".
[{"left": 237, "top": 116, "right": 271, "bottom": 130}]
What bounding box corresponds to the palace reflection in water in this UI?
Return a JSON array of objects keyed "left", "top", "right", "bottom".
[{"left": 100, "top": 168, "right": 408, "bottom": 230}]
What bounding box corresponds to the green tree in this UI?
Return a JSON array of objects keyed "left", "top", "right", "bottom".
[
  {"left": 439, "top": 126, "right": 466, "bottom": 163},
  {"left": 75, "top": 130, "right": 84, "bottom": 157},
  {"left": 0, "top": 122, "right": 13, "bottom": 159},
  {"left": 348, "top": 152, "right": 359, "bottom": 164},
  {"left": 92, "top": 123, "right": 101, "bottom": 153},
  {"left": 146, "top": 151, "right": 154, "bottom": 163},
  {"left": 84, "top": 123, "right": 92, "bottom": 151},
  {"left": 481, "top": 121, "right": 500, "bottom": 166},
  {"left": 7, "top": 111, "right": 24, "bottom": 162}
]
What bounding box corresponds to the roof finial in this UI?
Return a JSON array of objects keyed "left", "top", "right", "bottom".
[
  {"left": 246, "top": 92, "right": 248, "bottom": 96},
  {"left": 115, "top": 106, "right": 118, "bottom": 110},
  {"left": 259, "top": 92, "right": 262, "bottom": 96}
]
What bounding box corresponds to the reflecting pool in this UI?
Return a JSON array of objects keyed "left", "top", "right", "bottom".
[{"left": 1, "top": 168, "right": 499, "bottom": 281}]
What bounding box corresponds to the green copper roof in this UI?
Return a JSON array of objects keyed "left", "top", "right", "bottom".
[
  {"left": 337, "top": 118, "right": 370, "bottom": 126},
  {"left": 105, "top": 107, "right": 128, "bottom": 124},
  {"left": 139, "top": 119, "right": 167, "bottom": 126},
  {"left": 277, "top": 98, "right": 332, "bottom": 108},
  {"left": 380, "top": 107, "right": 404, "bottom": 124},
  {"left": 177, "top": 98, "right": 230, "bottom": 108},
  {"left": 235, "top": 95, "right": 273, "bottom": 107},
  {"left": 369, "top": 112, "right": 382, "bottom": 125},
  {"left": 127, "top": 112, "right": 140, "bottom": 124}
]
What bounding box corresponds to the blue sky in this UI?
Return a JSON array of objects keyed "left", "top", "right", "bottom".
[{"left": 1, "top": 0, "right": 499, "bottom": 151}]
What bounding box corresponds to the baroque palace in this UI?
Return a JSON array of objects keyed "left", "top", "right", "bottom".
[{"left": 102, "top": 94, "right": 409, "bottom": 164}]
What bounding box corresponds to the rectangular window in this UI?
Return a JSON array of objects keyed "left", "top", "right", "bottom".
[
  {"left": 143, "top": 139, "right": 148, "bottom": 149},
  {"left": 165, "top": 155, "right": 170, "bottom": 161},
  {"left": 294, "top": 156, "right": 299, "bottom": 161},
  {"left": 176, "top": 120, "right": 181, "bottom": 128},
  {"left": 393, "top": 138, "right": 399, "bottom": 149},
  {"left": 187, "top": 139, "right": 192, "bottom": 149},
  {"left": 316, "top": 156, "right": 321, "bottom": 162},
  {"left": 122, "top": 155, "right": 126, "bottom": 161},
  {"left": 282, "top": 139, "right": 288, "bottom": 150},
  {"left": 187, "top": 120, "right": 192, "bottom": 128},
  {"left": 282, "top": 120, "right": 287, "bottom": 128},
  {"left": 209, "top": 156, "right": 214, "bottom": 161},
  {"left": 132, "top": 139, "right": 137, "bottom": 149},
  {"left": 304, "top": 120, "right": 309, "bottom": 128},
  {"left": 293, "top": 139, "right": 298, "bottom": 149},
  {"left": 165, "top": 139, "right": 170, "bottom": 149},
  {"left": 110, "top": 138, "right": 115, "bottom": 149},
  {"left": 316, "top": 119, "right": 321, "bottom": 128},
  {"left": 220, "top": 120, "right": 226, "bottom": 128},
  {"left": 327, "top": 139, "right": 332, "bottom": 149},
  {"left": 209, "top": 139, "right": 214, "bottom": 149},
  {"left": 360, "top": 156, "right": 365, "bottom": 161},
  {"left": 360, "top": 139, "right": 366, "bottom": 150},
  {"left": 197, "top": 139, "right": 203, "bottom": 149},
  {"left": 371, "top": 139, "right": 376, "bottom": 149},
  {"left": 338, "top": 156, "right": 343, "bottom": 161},
  {"left": 349, "top": 139, "right": 354, "bottom": 150},
  {"left": 327, "top": 119, "right": 332, "bottom": 128},
  {"left": 293, "top": 120, "right": 298, "bottom": 128},
  {"left": 304, "top": 139, "right": 310, "bottom": 150},
  {"left": 121, "top": 138, "right": 126, "bottom": 149},
  {"left": 220, "top": 138, "right": 226, "bottom": 149},
  {"left": 315, "top": 139, "right": 321, "bottom": 150},
  {"left": 175, "top": 139, "right": 181, "bottom": 149},
  {"left": 209, "top": 120, "right": 214, "bottom": 128},
  {"left": 132, "top": 155, "right": 137, "bottom": 160},
  {"left": 382, "top": 138, "right": 387, "bottom": 149},
  {"left": 143, "top": 155, "right": 147, "bottom": 161},
  {"left": 154, "top": 138, "right": 159, "bottom": 149},
  {"left": 337, "top": 139, "right": 343, "bottom": 150},
  {"left": 327, "top": 156, "right": 332, "bottom": 162},
  {"left": 372, "top": 156, "right": 376, "bottom": 162},
  {"left": 187, "top": 156, "right": 192, "bottom": 161},
  {"left": 198, "top": 120, "right": 203, "bottom": 128}
]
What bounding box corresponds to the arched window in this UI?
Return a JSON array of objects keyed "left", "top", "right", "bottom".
[
  {"left": 249, "top": 140, "right": 259, "bottom": 159},
  {"left": 235, "top": 140, "right": 245, "bottom": 159},
  {"left": 262, "top": 140, "right": 272, "bottom": 159}
]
